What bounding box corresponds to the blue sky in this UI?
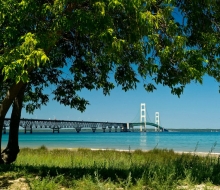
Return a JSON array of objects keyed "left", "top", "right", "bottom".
[{"left": 6, "top": 75, "right": 220, "bottom": 129}]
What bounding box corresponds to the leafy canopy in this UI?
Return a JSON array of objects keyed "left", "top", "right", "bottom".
[{"left": 0, "top": 0, "right": 220, "bottom": 112}]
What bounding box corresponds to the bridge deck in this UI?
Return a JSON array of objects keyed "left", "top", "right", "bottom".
[
  {"left": 2, "top": 119, "right": 168, "bottom": 133},
  {"left": 3, "top": 118, "right": 128, "bottom": 133}
]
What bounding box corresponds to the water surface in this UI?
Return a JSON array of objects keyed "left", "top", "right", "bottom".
[{"left": 2, "top": 131, "right": 220, "bottom": 153}]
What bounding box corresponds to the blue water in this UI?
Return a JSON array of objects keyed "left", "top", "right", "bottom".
[{"left": 2, "top": 132, "right": 220, "bottom": 153}]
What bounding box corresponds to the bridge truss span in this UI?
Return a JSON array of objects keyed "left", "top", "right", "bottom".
[{"left": 2, "top": 118, "right": 128, "bottom": 134}]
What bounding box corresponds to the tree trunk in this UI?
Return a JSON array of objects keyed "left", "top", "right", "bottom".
[
  {"left": 0, "top": 81, "right": 25, "bottom": 164},
  {"left": 0, "top": 117, "right": 4, "bottom": 164},
  {"left": 1, "top": 84, "right": 26, "bottom": 164}
]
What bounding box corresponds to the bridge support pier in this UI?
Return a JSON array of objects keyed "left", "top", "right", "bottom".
[
  {"left": 141, "top": 123, "right": 146, "bottom": 132},
  {"left": 108, "top": 126, "right": 112, "bottom": 132},
  {"left": 114, "top": 126, "right": 118, "bottom": 132},
  {"left": 24, "top": 127, "right": 32, "bottom": 134},
  {"left": 120, "top": 124, "right": 128, "bottom": 132},
  {"left": 91, "top": 127, "right": 96, "bottom": 132},
  {"left": 102, "top": 126, "right": 106, "bottom": 132},
  {"left": 128, "top": 123, "right": 134, "bottom": 132},
  {"left": 53, "top": 127, "right": 60, "bottom": 133},
  {"left": 75, "top": 127, "right": 81, "bottom": 133},
  {"left": 3, "top": 126, "right": 6, "bottom": 134}
]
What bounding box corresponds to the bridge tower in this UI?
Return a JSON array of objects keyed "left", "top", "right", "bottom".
[
  {"left": 140, "top": 103, "right": 146, "bottom": 132},
  {"left": 155, "top": 112, "right": 160, "bottom": 131}
]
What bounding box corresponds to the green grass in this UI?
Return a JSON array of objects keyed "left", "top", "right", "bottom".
[{"left": 0, "top": 146, "right": 220, "bottom": 189}]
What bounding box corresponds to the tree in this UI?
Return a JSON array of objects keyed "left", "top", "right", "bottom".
[
  {"left": 1, "top": 0, "right": 220, "bottom": 164},
  {"left": 0, "top": 0, "right": 56, "bottom": 163},
  {"left": 1, "top": 66, "right": 61, "bottom": 163},
  {"left": 176, "top": 0, "right": 220, "bottom": 83}
]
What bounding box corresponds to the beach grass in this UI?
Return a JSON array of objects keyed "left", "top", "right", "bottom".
[{"left": 0, "top": 146, "right": 220, "bottom": 189}]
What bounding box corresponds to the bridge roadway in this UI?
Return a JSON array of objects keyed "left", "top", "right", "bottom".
[{"left": 2, "top": 119, "right": 168, "bottom": 134}]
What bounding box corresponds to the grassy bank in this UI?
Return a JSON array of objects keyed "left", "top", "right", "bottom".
[{"left": 0, "top": 146, "right": 220, "bottom": 189}]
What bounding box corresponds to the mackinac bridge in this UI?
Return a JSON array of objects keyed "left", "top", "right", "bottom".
[{"left": 2, "top": 103, "right": 168, "bottom": 134}]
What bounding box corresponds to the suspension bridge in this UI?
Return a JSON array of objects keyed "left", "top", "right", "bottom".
[
  {"left": 128, "top": 103, "right": 168, "bottom": 132},
  {"left": 2, "top": 103, "right": 168, "bottom": 133}
]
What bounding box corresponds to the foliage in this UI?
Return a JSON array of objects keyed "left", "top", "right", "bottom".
[
  {"left": 2, "top": 0, "right": 220, "bottom": 114},
  {"left": 176, "top": 0, "right": 220, "bottom": 87},
  {"left": 0, "top": 147, "right": 220, "bottom": 189}
]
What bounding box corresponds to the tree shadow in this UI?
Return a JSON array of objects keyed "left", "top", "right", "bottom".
[{"left": 0, "top": 164, "right": 143, "bottom": 182}]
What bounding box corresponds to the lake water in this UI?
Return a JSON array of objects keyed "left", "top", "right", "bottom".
[{"left": 2, "top": 131, "right": 220, "bottom": 153}]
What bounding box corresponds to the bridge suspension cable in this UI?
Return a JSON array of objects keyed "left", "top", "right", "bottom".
[
  {"left": 131, "top": 104, "right": 152, "bottom": 123},
  {"left": 146, "top": 108, "right": 151, "bottom": 123},
  {"left": 130, "top": 108, "right": 140, "bottom": 123},
  {"left": 130, "top": 104, "right": 152, "bottom": 123}
]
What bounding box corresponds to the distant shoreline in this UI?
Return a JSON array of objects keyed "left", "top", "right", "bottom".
[{"left": 7, "top": 128, "right": 220, "bottom": 133}]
